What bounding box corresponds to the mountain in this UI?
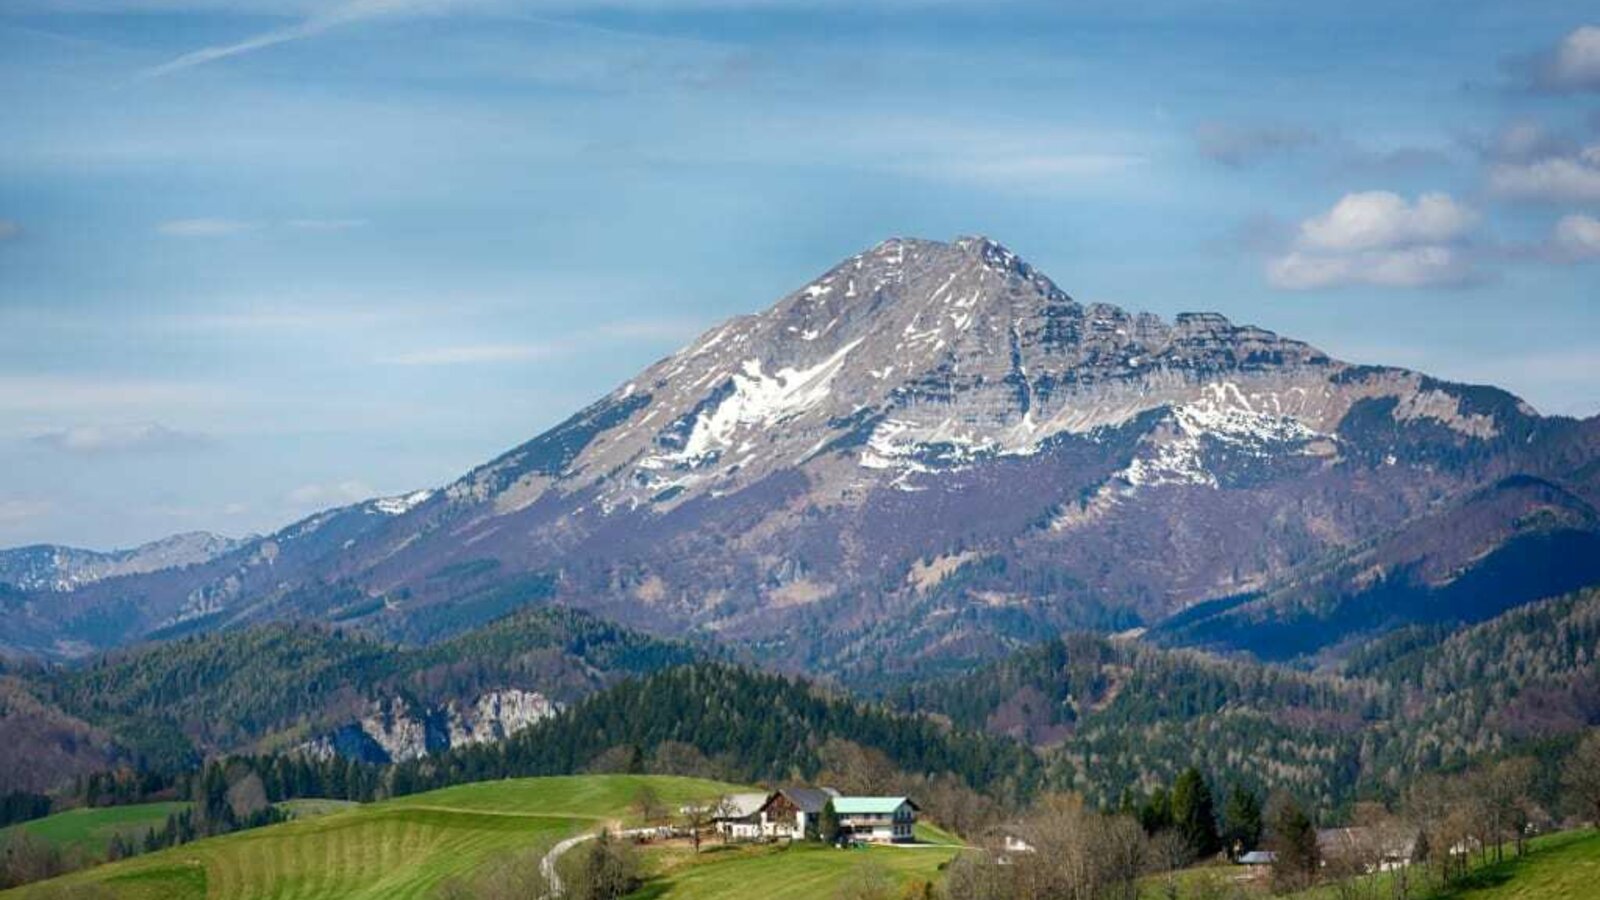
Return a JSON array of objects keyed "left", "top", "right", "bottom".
[
  {"left": 3, "top": 236, "right": 1597, "bottom": 677},
  {"left": 0, "top": 532, "right": 240, "bottom": 593}
]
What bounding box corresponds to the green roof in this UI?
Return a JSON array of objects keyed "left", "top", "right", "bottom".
[{"left": 831, "top": 797, "right": 913, "bottom": 815}]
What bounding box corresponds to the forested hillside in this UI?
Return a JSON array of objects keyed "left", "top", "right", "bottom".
[
  {"left": 895, "top": 587, "right": 1600, "bottom": 811},
  {"left": 392, "top": 662, "right": 1047, "bottom": 818},
  {"left": 2, "top": 604, "right": 701, "bottom": 788}
]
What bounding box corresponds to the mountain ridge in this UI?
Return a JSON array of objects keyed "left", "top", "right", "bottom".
[{"left": 3, "top": 235, "right": 1596, "bottom": 679}]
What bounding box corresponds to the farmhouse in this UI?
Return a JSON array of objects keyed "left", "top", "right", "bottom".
[
  {"left": 758, "top": 787, "right": 840, "bottom": 839},
  {"left": 711, "top": 792, "right": 770, "bottom": 840},
  {"left": 833, "top": 796, "right": 919, "bottom": 844},
  {"left": 1317, "top": 827, "right": 1416, "bottom": 872}
]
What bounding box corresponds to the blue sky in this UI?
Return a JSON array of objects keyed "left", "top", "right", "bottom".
[{"left": 1, "top": 0, "right": 1597, "bottom": 549}]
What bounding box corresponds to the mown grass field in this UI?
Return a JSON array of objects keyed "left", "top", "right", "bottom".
[
  {"left": 2, "top": 775, "right": 741, "bottom": 900},
  {"left": 628, "top": 839, "right": 962, "bottom": 899},
  {"left": 0, "top": 803, "right": 189, "bottom": 860},
  {"left": 276, "top": 799, "right": 359, "bottom": 820}
]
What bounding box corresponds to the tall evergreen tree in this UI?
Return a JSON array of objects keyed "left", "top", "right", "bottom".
[
  {"left": 1139, "top": 786, "right": 1173, "bottom": 835},
  {"left": 1171, "top": 768, "right": 1220, "bottom": 858},
  {"left": 1221, "top": 783, "right": 1263, "bottom": 858}
]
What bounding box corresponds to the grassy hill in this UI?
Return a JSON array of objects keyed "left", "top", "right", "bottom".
[
  {"left": 1413, "top": 829, "right": 1600, "bottom": 899},
  {"left": 0, "top": 803, "right": 187, "bottom": 860},
  {"left": 2, "top": 775, "right": 739, "bottom": 900}
]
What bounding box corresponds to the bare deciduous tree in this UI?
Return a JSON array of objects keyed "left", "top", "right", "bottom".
[
  {"left": 1563, "top": 730, "right": 1600, "bottom": 829},
  {"left": 631, "top": 784, "right": 665, "bottom": 825},
  {"left": 956, "top": 793, "right": 1146, "bottom": 900}
]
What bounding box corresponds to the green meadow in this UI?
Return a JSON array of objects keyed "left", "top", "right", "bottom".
[
  {"left": 0, "top": 803, "right": 189, "bottom": 860},
  {"left": 2, "top": 775, "right": 740, "bottom": 900},
  {"left": 1414, "top": 829, "right": 1600, "bottom": 900}
]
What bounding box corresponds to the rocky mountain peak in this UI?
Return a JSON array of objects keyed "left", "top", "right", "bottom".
[
  {"left": 448, "top": 234, "right": 1533, "bottom": 529},
  {"left": 456, "top": 237, "right": 1366, "bottom": 515}
]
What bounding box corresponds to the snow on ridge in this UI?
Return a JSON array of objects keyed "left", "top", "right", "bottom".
[
  {"left": 373, "top": 489, "right": 434, "bottom": 516},
  {"left": 1120, "top": 383, "right": 1323, "bottom": 489}
]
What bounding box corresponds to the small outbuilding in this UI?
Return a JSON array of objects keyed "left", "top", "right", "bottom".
[
  {"left": 711, "top": 792, "right": 771, "bottom": 841},
  {"left": 1238, "top": 850, "right": 1277, "bottom": 866}
]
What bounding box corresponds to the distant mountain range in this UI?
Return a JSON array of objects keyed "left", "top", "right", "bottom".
[
  {"left": 4, "top": 236, "right": 1598, "bottom": 681},
  {"left": 0, "top": 532, "right": 240, "bottom": 593}
]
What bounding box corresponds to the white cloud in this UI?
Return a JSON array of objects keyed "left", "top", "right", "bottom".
[
  {"left": 1533, "top": 24, "right": 1600, "bottom": 92},
  {"left": 1488, "top": 145, "right": 1600, "bottom": 203},
  {"left": 0, "top": 220, "right": 20, "bottom": 241},
  {"left": 156, "top": 218, "right": 255, "bottom": 237},
  {"left": 1268, "top": 246, "right": 1475, "bottom": 291},
  {"left": 30, "top": 422, "right": 211, "bottom": 454},
  {"left": 1296, "top": 191, "right": 1477, "bottom": 252},
  {"left": 285, "top": 480, "right": 375, "bottom": 507},
  {"left": 1267, "top": 191, "right": 1482, "bottom": 290},
  {"left": 1551, "top": 213, "right": 1600, "bottom": 262},
  {"left": 378, "top": 343, "right": 553, "bottom": 365}
]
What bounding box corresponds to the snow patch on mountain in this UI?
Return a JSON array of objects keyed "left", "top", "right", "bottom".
[
  {"left": 1120, "top": 383, "right": 1326, "bottom": 489},
  {"left": 650, "top": 338, "right": 864, "bottom": 467},
  {"left": 372, "top": 490, "right": 434, "bottom": 516}
]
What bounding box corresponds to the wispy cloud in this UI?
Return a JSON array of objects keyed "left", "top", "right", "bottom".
[
  {"left": 1193, "top": 121, "right": 1318, "bottom": 167},
  {"left": 287, "top": 218, "right": 368, "bottom": 231},
  {"left": 285, "top": 480, "right": 375, "bottom": 507},
  {"left": 138, "top": 0, "right": 481, "bottom": 79},
  {"left": 378, "top": 343, "right": 554, "bottom": 366},
  {"left": 1549, "top": 213, "right": 1600, "bottom": 263},
  {"left": 1267, "top": 191, "right": 1483, "bottom": 290},
  {"left": 157, "top": 218, "right": 255, "bottom": 237},
  {"left": 30, "top": 422, "right": 212, "bottom": 455},
  {"left": 1487, "top": 144, "right": 1600, "bottom": 203},
  {"left": 378, "top": 318, "right": 707, "bottom": 366},
  {"left": 0, "top": 377, "right": 228, "bottom": 415},
  {"left": 0, "top": 498, "right": 53, "bottom": 525},
  {"left": 163, "top": 307, "right": 394, "bottom": 331},
  {"left": 589, "top": 318, "right": 706, "bottom": 342},
  {"left": 0, "top": 220, "right": 20, "bottom": 241}
]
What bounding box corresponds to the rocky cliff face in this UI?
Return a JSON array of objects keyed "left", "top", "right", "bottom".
[
  {"left": 6, "top": 236, "right": 1596, "bottom": 675},
  {"left": 300, "top": 688, "right": 559, "bottom": 764}
]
